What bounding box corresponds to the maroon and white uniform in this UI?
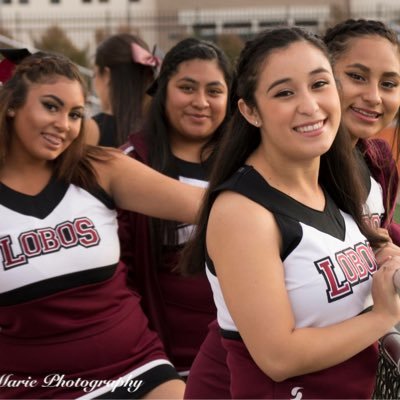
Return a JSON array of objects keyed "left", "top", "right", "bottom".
[
  {"left": 0, "top": 177, "right": 179, "bottom": 399},
  {"left": 206, "top": 166, "right": 378, "bottom": 399},
  {"left": 119, "top": 134, "right": 216, "bottom": 377}
]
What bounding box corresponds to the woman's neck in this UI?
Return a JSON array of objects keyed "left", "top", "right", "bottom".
[
  {"left": 248, "top": 146, "right": 324, "bottom": 211},
  {"left": 0, "top": 160, "right": 53, "bottom": 195},
  {"left": 170, "top": 139, "right": 208, "bottom": 163}
]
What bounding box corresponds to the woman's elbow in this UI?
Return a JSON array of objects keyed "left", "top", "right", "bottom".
[{"left": 252, "top": 354, "right": 298, "bottom": 383}]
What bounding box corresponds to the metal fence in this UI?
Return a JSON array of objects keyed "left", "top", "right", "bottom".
[
  {"left": 0, "top": 5, "right": 399, "bottom": 59},
  {"left": 0, "top": 4, "right": 399, "bottom": 108}
]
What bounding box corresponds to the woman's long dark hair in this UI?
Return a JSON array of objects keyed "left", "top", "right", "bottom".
[
  {"left": 180, "top": 27, "right": 386, "bottom": 276},
  {"left": 324, "top": 18, "right": 400, "bottom": 219},
  {"left": 95, "top": 33, "right": 155, "bottom": 145},
  {"left": 143, "top": 37, "right": 233, "bottom": 269}
]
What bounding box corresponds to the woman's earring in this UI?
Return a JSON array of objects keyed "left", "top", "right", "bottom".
[
  {"left": 7, "top": 108, "right": 15, "bottom": 117},
  {"left": 254, "top": 120, "right": 259, "bottom": 127}
]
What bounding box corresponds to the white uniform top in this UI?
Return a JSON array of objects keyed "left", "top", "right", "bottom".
[
  {"left": 206, "top": 166, "right": 377, "bottom": 334},
  {"left": 0, "top": 181, "right": 118, "bottom": 297},
  {"left": 363, "top": 175, "right": 385, "bottom": 229}
]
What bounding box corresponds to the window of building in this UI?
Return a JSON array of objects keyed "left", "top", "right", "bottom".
[
  {"left": 19, "top": 0, "right": 29, "bottom": 3},
  {"left": 129, "top": 0, "right": 140, "bottom": 2},
  {"left": 2, "top": 0, "right": 12, "bottom": 4},
  {"left": 294, "top": 19, "right": 317, "bottom": 27},
  {"left": 259, "top": 20, "right": 285, "bottom": 28},
  {"left": 192, "top": 23, "right": 216, "bottom": 40},
  {"left": 294, "top": 19, "right": 318, "bottom": 32},
  {"left": 50, "top": 0, "right": 60, "bottom": 3},
  {"left": 82, "top": 0, "right": 91, "bottom": 3},
  {"left": 223, "top": 21, "right": 251, "bottom": 29},
  {"left": 99, "top": 0, "right": 109, "bottom": 2}
]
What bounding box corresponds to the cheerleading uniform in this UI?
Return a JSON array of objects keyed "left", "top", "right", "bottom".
[
  {"left": 0, "top": 176, "right": 179, "bottom": 399},
  {"left": 118, "top": 133, "right": 216, "bottom": 376},
  {"left": 184, "top": 319, "right": 230, "bottom": 399},
  {"left": 205, "top": 165, "right": 378, "bottom": 399},
  {"left": 185, "top": 140, "right": 397, "bottom": 399},
  {"left": 355, "top": 144, "right": 386, "bottom": 230}
]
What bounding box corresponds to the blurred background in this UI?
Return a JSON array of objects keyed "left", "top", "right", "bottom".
[{"left": 0, "top": 0, "right": 399, "bottom": 69}]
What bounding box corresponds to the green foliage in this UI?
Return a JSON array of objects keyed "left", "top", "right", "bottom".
[
  {"left": 34, "top": 25, "right": 90, "bottom": 68},
  {"left": 395, "top": 203, "right": 400, "bottom": 223}
]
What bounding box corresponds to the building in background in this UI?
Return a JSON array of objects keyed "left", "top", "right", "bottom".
[{"left": 0, "top": 0, "right": 399, "bottom": 61}]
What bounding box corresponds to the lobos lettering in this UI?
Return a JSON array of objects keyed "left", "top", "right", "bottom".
[
  {"left": 363, "top": 213, "right": 382, "bottom": 230},
  {"left": 315, "top": 241, "right": 377, "bottom": 302},
  {"left": 0, "top": 217, "right": 100, "bottom": 270}
]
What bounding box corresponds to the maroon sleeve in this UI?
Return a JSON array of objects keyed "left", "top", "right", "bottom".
[
  {"left": 388, "top": 222, "right": 400, "bottom": 246},
  {"left": 363, "top": 139, "right": 399, "bottom": 245}
]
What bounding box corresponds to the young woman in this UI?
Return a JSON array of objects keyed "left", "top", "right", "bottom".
[
  {"left": 118, "top": 37, "right": 232, "bottom": 378},
  {"left": 181, "top": 27, "right": 400, "bottom": 399},
  {"left": 324, "top": 18, "right": 400, "bottom": 244},
  {"left": 0, "top": 51, "right": 205, "bottom": 399},
  {"left": 86, "top": 33, "right": 158, "bottom": 146}
]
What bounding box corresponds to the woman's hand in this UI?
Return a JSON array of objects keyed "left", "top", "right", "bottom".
[
  {"left": 371, "top": 255, "right": 400, "bottom": 324},
  {"left": 374, "top": 242, "right": 400, "bottom": 266}
]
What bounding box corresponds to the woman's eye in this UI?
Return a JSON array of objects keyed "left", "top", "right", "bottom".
[
  {"left": 346, "top": 72, "right": 365, "bottom": 82},
  {"left": 208, "top": 89, "right": 223, "bottom": 96},
  {"left": 43, "top": 102, "right": 58, "bottom": 112},
  {"left": 70, "top": 111, "right": 84, "bottom": 120},
  {"left": 180, "top": 86, "right": 194, "bottom": 93},
  {"left": 275, "top": 90, "right": 293, "bottom": 98},
  {"left": 381, "top": 81, "right": 398, "bottom": 89},
  {"left": 312, "top": 80, "right": 328, "bottom": 89}
]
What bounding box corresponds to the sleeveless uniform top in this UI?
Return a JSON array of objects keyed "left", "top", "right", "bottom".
[
  {"left": 206, "top": 166, "right": 378, "bottom": 399},
  {"left": 166, "top": 156, "right": 209, "bottom": 246},
  {"left": 0, "top": 177, "right": 176, "bottom": 398},
  {"left": 356, "top": 147, "right": 385, "bottom": 229}
]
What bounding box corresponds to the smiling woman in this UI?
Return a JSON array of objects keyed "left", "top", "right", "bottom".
[
  {"left": 179, "top": 27, "right": 400, "bottom": 399},
  {"left": 0, "top": 51, "right": 208, "bottom": 399},
  {"left": 117, "top": 38, "right": 233, "bottom": 386},
  {"left": 10, "top": 78, "right": 84, "bottom": 170},
  {"left": 324, "top": 18, "right": 400, "bottom": 245}
]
